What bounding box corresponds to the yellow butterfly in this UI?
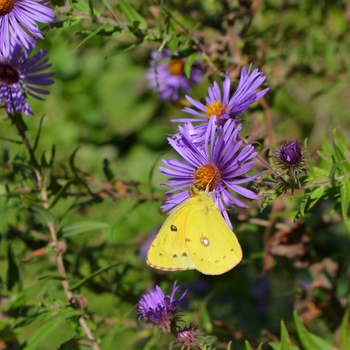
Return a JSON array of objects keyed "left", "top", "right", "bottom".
[{"left": 147, "top": 191, "right": 242, "bottom": 275}]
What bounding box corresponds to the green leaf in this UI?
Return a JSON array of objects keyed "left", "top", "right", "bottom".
[
  {"left": 103, "top": 158, "right": 116, "bottom": 184},
  {"left": 69, "top": 262, "right": 123, "bottom": 291},
  {"left": 6, "top": 243, "right": 21, "bottom": 291},
  {"left": 269, "top": 343, "right": 281, "bottom": 350},
  {"left": 32, "top": 115, "right": 45, "bottom": 153},
  {"left": 49, "top": 179, "right": 75, "bottom": 209},
  {"left": 293, "top": 310, "right": 333, "bottom": 350},
  {"left": 339, "top": 309, "right": 349, "bottom": 350},
  {"left": 281, "top": 320, "right": 296, "bottom": 350},
  {"left": 76, "top": 23, "right": 107, "bottom": 51},
  {"left": 38, "top": 274, "right": 67, "bottom": 282},
  {"left": 295, "top": 186, "right": 324, "bottom": 221},
  {"left": 27, "top": 205, "right": 54, "bottom": 225},
  {"left": 60, "top": 220, "right": 110, "bottom": 238},
  {"left": 245, "top": 340, "right": 253, "bottom": 350},
  {"left": 340, "top": 176, "right": 350, "bottom": 219},
  {"left": 333, "top": 129, "right": 350, "bottom": 173},
  {"left": 118, "top": 0, "right": 147, "bottom": 29},
  {"left": 24, "top": 310, "right": 83, "bottom": 350},
  {"left": 167, "top": 35, "right": 179, "bottom": 54},
  {"left": 3, "top": 280, "right": 46, "bottom": 311}
]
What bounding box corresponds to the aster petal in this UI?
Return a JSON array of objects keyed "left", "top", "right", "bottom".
[{"left": 0, "top": 44, "right": 54, "bottom": 115}]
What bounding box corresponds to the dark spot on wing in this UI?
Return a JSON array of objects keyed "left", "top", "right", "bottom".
[
  {"left": 171, "top": 225, "right": 177, "bottom": 232},
  {"left": 182, "top": 252, "right": 188, "bottom": 257},
  {"left": 173, "top": 254, "right": 177, "bottom": 258}
]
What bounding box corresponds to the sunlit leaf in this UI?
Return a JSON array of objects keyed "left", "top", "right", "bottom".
[{"left": 118, "top": 0, "right": 147, "bottom": 29}]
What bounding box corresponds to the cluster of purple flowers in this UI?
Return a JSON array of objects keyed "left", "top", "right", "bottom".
[
  {"left": 0, "top": 0, "right": 55, "bottom": 115},
  {"left": 156, "top": 62, "right": 269, "bottom": 228}
]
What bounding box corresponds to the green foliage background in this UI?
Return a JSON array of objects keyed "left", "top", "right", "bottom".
[{"left": 0, "top": 0, "right": 350, "bottom": 349}]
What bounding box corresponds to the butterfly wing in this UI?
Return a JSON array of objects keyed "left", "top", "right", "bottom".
[
  {"left": 147, "top": 199, "right": 196, "bottom": 271},
  {"left": 185, "top": 193, "right": 242, "bottom": 275}
]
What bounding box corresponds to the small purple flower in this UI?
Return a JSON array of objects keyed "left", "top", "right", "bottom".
[
  {"left": 160, "top": 117, "right": 260, "bottom": 229},
  {"left": 146, "top": 49, "right": 203, "bottom": 102},
  {"left": 0, "top": 0, "right": 55, "bottom": 57},
  {"left": 273, "top": 139, "right": 308, "bottom": 188},
  {"left": 174, "top": 65, "right": 269, "bottom": 138},
  {"left": 0, "top": 44, "right": 55, "bottom": 116},
  {"left": 138, "top": 281, "right": 188, "bottom": 333},
  {"left": 277, "top": 139, "right": 303, "bottom": 167}
]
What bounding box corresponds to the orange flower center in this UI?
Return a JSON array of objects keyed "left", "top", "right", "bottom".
[
  {"left": 0, "top": 64, "right": 19, "bottom": 85},
  {"left": 0, "top": 0, "right": 15, "bottom": 15},
  {"left": 193, "top": 163, "right": 221, "bottom": 191},
  {"left": 168, "top": 59, "right": 185, "bottom": 76},
  {"left": 204, "top": 100, "right": 229, "bottom": 120}
]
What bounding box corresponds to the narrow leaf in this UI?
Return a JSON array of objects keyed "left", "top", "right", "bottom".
[
  {"left": 3, "top": 281, "right": 46, "bottom": 311},
  {"left": 118, "top": 0, "right": 147, "bottom": 29},
  {"left": 339, "top": 309, "right": 349, "bottom": 350},
  {"left": 69, "top": 262, "right": 123, "bottom": 291},
  {"left": 49, "top": 179, "right": 75, "bottom": 209},
  {"left": 333, "top": 129, "right": 350, "bottom": 173},
  {"left": 245, "top": 340, "right": 253, "bottom": 350},
  {"left": 25, "top": 310, "right": 83, "bottom": 350},
  {"left": 27, "top": 205, "right": 54, "bottom": 225},
  {"left": 32, "top": 115, "right": 45, "bottom": 152},
  {"left": 293, "top": 310, "right": 333, "bottom": 350},
  {"left": 340, "top": 177, "right": 350, "bottom": 219},
  {"left": 281, "top": 320, "right": 295, "bottom": 350},
  {"left": 60, "top": 220, "right": 110, "bottom": 238},
  {"left": 269, "top": 343, "right": 281, "bottom": 350},
  {"left": 6, "top": 243, "right": 21, "bottom": 291}
]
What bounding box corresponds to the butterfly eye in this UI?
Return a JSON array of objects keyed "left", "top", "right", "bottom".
[{"left": 170, "top": 225, "right": 178, "bottom": 232}]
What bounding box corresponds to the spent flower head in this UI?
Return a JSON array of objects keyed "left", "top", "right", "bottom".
[
  {"left": 0, "top": 0, "right": 55, "bottom": 56},
  {"left": 138, "top": 281, "right": 188, "bottom": 333},
  {"left": 174, "top": 65, "right": 269, "bottom": 139},
  {"left": 0, "top": 44, "right": 55, "bottom": 115},
  {"left": 273, "top": 139, "right": 308, "bottom": 189},
  {"left": 160, "top": 117, "right": 260, "bottom": 229},
  {"left": 173, "top": 324, "right": 202, "bottom": 349},
  {"left": 147, "top": 49, "right": 203, "bottom": 102}
]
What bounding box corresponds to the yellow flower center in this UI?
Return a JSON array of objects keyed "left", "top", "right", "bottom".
[
  {"left": 168, "top": 59, "right": 185, "bottom": 76},
  {"left": 205, "top": 100, "right": 229, "bottom": 120},
  {"left": 193, "top": 163, "right": 221, "bottom": 191},
  {"left": 0, "top": 0, "right": 15, "bottom": 15},
  {"left": 0, "top": 64, "right": 19, "bottom": 85}
]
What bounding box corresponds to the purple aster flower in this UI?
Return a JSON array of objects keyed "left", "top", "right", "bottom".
[
  {"left": 273, "top": 139, "right": 308, "bottom": 188},
  {"left": 138, "top": 281, "right": 188, "bottom": 333},
  {"left": 174, "top": 65, "right": 269, "bottom": 138},
  {"left": 0, "top": 44, "right": 55, "bottom": 116},
  {"left": 146, "top": 49, "right": 203, "bottom": 102},
  {"left": 160, "top": 117, "right": 260, "bottom": 229},
  {"left": 0, "top": 0, "right": 55, "bottom": 57}
]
